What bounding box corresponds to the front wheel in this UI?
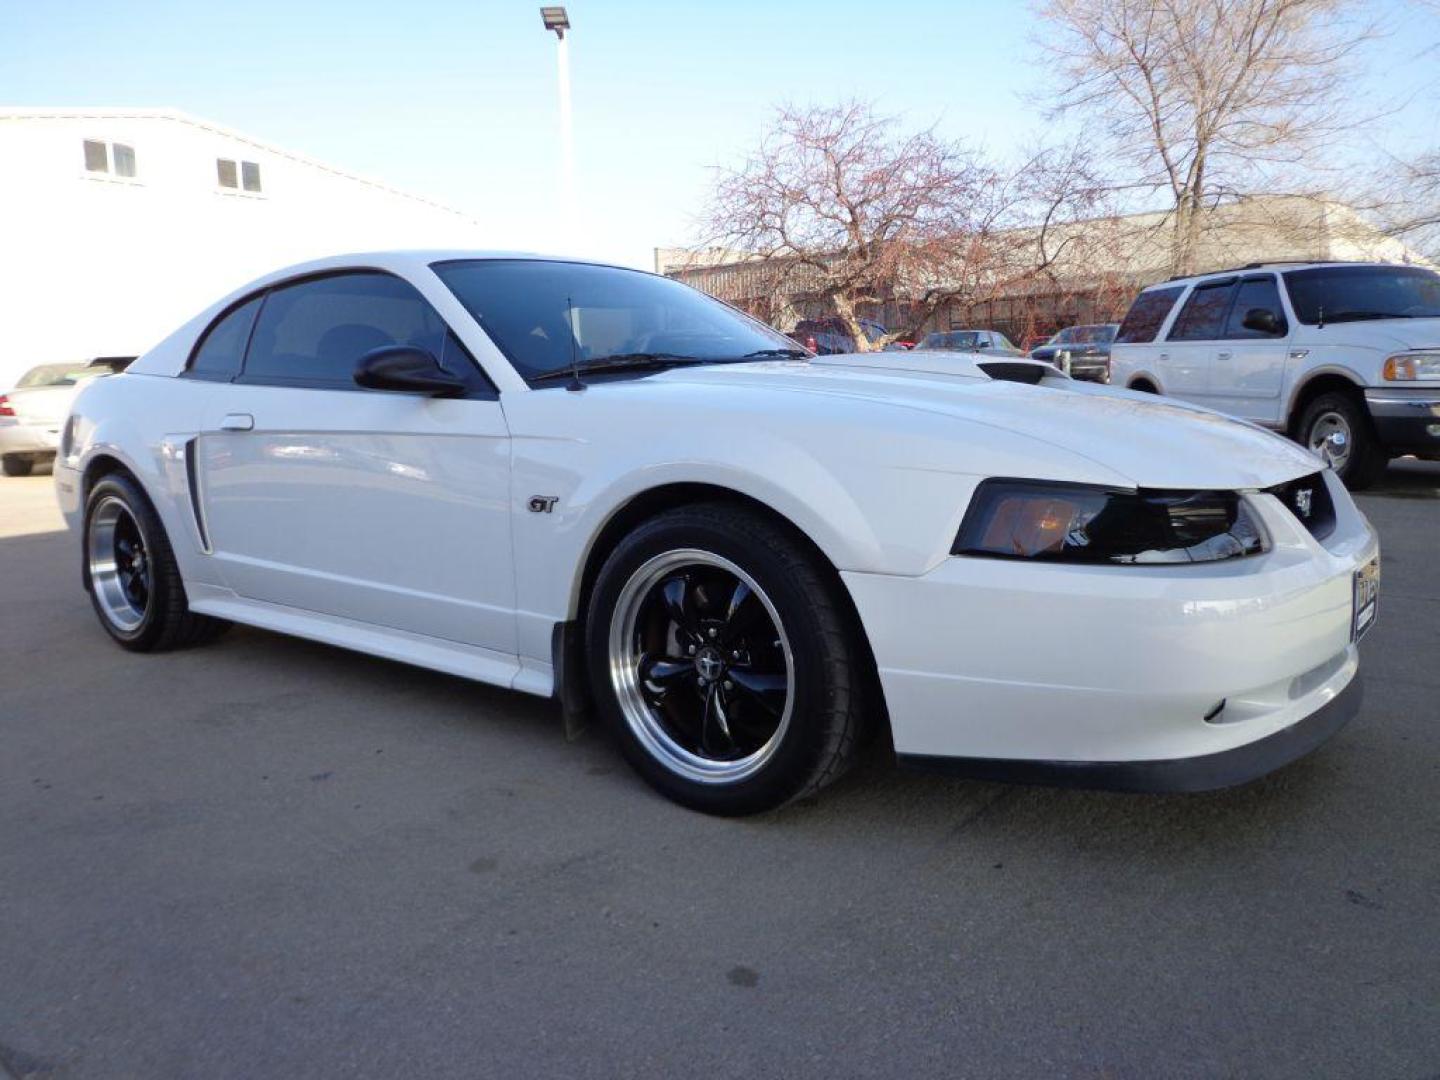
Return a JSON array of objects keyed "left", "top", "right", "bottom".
[
  {"left": 585, "top": 503, "right": 868, "bottom": 815},
  {"left": 1297, "top": 392, "right": 1387, "bottom": 490}
]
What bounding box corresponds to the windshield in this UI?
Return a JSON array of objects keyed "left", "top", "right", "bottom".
[
  {"left": 1056, "top": 324, "right": 1116, "bottom": 344},
  {"left": 16, "top": 363, "right": 105, "bottom": 389},
  {"left": 1283, "top": 265, "right": 1440, "bottom": 325},
  {"left": 432, "top": 259, "right": 797, "bottom": 380},
  {"left": 922, "top": 331, "right": 982, "bottom": 349}
]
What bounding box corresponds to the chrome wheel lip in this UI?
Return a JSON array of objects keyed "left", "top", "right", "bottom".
[
  {"left": 608, "top": 548, "right": 794, "bottom": 786},
  {"left": 87, "top": 496, "right": 149, "bottom": 633},
  {"left": 1308, "top": 410, "right": 1353, "bottom": 471}
]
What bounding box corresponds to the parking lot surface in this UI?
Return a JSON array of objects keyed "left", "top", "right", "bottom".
[{"left": 2, "top": 464, "right": 1438, "bottom": 1079}]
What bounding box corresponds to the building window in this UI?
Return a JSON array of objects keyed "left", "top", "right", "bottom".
[
  {"left": 218, "top": 158, "right": 262, "bottom": 193},
  {"left": 112, "top": 144, "right": 136, "bottom": 178},
  {"left": 83, "top": 140, "right": 109, "bottom": 173},
  {"left": 83, "top": 140, "right": 139, "bottom": 178}
]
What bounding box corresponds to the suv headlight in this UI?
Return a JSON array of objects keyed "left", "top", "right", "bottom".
[
  {"left": 1383, "top": 352, "right": 1440, "bottom": 381},
  {"left": 953, "top": 480, "right": 1267, "bottom": 564}
]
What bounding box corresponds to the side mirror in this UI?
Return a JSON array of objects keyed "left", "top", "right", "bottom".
[
  {"left": 1241, "top": 307, "right": 1284, "bottom": 335},
  {"left": 354, "top": 347, "right": 467, "bottom": 397}
]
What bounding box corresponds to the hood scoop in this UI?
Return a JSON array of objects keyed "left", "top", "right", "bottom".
[{"left": 976, "top": 360, "right": 1052, "bottom": 385}]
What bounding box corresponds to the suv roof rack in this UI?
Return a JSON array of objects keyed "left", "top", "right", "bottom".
[{"left": 1164, "top": 259, "right": 1368, "bottom": 283}]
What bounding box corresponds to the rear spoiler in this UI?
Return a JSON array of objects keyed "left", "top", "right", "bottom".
[{"left": 87, "top": 356, "right": 138, "bottom": 374}]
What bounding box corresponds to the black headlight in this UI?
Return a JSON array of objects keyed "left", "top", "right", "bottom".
[{"left": 952, "top": 479, "right": 1267, "bottom": 564}]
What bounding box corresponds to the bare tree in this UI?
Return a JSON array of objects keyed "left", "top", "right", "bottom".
[
  {"left": 1036, "top": 0, "right": 1369, "bottom": 275},
  {"left": 698, "top": 102, "right": 1108, "bottom": 349}
]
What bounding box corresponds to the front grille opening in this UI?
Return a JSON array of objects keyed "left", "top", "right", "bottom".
[{"left": 1266, "top": 472, "right": 1336, "bottom": 540}]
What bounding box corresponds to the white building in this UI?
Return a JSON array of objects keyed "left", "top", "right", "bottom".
[{"left": 0, "top": 107, "right": 488, "bottom": 387}]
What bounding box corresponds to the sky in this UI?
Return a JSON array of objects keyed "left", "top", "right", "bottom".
[{"left": 4, "top": 0, "right": 1438, "bottom": 269}]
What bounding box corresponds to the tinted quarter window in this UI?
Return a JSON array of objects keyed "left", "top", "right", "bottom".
[
  {"left": 242, "top": 272, "right": 451, "bottom": 389},
  {"left": 1114, "top": 287, "right": 1183, "bottom": 343},
  {"left": 1168, "top": 281, "right": 1236, "bottom": 341},
  {"left": 1283, "top": 265, "right": 1440, "bottom": 324},
  {"left": 188, "top": 295, "right": 262, "bottom": 381},
  {"left": 1223, "top": 277, "right": 1287, "bottom": 338}
]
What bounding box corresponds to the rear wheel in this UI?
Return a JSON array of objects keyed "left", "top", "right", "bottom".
[
  {"left": 1297, "top": 392, "right": 1387, "bottom": 490},
  {"left": 84, "top": 473, "right": 230, "bottom": 651},
  {"left": 2, "top": 454, "right": 33, "bottom": 477},
  {"left": 585, "top": 503, "right": 867, "bottom": 815}
]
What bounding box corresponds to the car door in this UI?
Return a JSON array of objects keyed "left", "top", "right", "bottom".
[
  {"left": 195, "top": 270, "right": 516, "bottom": 655},
  {"left": 1159, "top": 278, "right": 1237, "bottom": 403},
  {"left": 1205, "top": 274, "right": 1292, "bottom": 424}
]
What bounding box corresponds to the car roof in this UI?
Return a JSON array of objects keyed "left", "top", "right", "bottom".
[{"left": 1144, "top": 261, "right": 1418, "bottom": 292}]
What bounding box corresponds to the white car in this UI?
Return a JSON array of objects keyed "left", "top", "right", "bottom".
[
  {"left": 1109, "top": 261, "right": 1440, "bottom": 489},
  {"left": 56, "top": 252, "right": 1379, "bottom": 814},
  {"left": 1, "top": 360, "right": 124, "bottom": 476}
]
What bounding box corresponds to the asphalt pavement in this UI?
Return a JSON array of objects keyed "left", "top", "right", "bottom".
[{"left": 1, "top": 462, "right": 1437, "bottom": 1079}]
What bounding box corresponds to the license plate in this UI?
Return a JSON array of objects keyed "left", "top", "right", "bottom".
[{"left": 1353, "top": 556, "right": 1380, "bottom": 642}]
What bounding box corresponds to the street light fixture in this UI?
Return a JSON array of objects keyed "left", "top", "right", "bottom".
[
  {"left": 540, "top": 6, "right": 578, "bottom": 246},
  {"left": 540, "top": 6, "right": 570, "bottom": 38}
]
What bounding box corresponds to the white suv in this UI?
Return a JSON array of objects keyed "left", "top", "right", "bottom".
[{"left": 1109, "top": 261, "right": 1440, "bottom": 488}]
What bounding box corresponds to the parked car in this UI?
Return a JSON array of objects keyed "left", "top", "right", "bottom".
[
  {"left": 58, "top": 251, "right": 1375, "bottom": 814},
  {"left": 1028, "top": 323, "right": 1120, "bottom": 382},
  {"left": 916, "top": 329, "right": 1024, "bottom": 356},
  {"left": 788, "top": 317, "right": 886, "bottom": 355},
  {"left": 1, "top": 359, "right": 130, "bottom": 476},
  {"left": 1109, "top": 261, "right": 1440, "bottom": 488}
]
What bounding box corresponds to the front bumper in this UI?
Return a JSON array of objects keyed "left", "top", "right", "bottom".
[
  {"left": 843, "top": 471, "right": 1376, "bottom": 784},
  {"left": 1365, "top": 387, "right": 1440, "bottom": 453},
  {"left": 898, "top": 674, "right": 1362, "bottom": 792}
]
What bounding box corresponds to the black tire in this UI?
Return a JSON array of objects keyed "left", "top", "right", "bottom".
[
  {"left": 1296, "top": 391, "right": 1387, "bottom": 491},
  {"left": 585, "top": 502, "right": 868, "bottom": 815},
  {"left": 2, "top": 454, "right": 33, "bottom": 477},
  {"left": 83, "top": 472, "right": 231, "bottom": 652}
]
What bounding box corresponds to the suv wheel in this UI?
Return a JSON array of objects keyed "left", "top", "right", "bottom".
[
  {"left": 585, "top": 503, "right": 867, "bottom": 815},
  {"left": 1298, "top": 392, "right": 1387, "bottom": 490}
]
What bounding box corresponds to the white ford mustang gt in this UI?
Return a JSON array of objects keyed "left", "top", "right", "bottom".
[{"left": 56, "top": 252, "right": 1379, "bottom": 814}]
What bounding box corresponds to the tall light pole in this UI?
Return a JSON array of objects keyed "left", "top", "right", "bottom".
[{"left": 540, "top": 7, "right": 579, "bottom": 247}]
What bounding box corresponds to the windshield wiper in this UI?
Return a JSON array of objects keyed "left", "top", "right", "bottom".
[
  {"left": 739, "top": 348, "right": 810, "bottom": 358},
  {"left": 1322, "top": 311, "right": 1416, "bottom": 323},
  {"left": 529, "top": 353, "right": 703, "bottom": 383}
]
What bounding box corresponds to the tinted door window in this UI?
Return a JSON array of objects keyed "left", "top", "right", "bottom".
[
  {"left": 187, "top": 296, "right": 262, "bottom": 381},
  {"left": 242, "top": 272, "right": 452, "bottom": 389},
  {"left": 1168, "top": 281, "right": 1237, "bottom": 341},
  {"left": 1222, "top": 277, "right": 1288, "bottom": 339},
  {"left": 1115, "top": 286, "right": 1183, "bottom": 343}
]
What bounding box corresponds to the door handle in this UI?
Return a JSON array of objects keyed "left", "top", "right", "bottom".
[
  {"left": 220, "top": 413, "right": 254, "bottom": 432},
  {"left": 1216, "top": 351, "right": 1233, "bottom": 360},
  {"left": 1157, "top": 353, "right": 1169, "bottom": 362}
]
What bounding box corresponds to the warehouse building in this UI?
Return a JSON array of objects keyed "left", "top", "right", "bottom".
[
  {"left": 656, "top": 196, "right": 1426, "bottom": 344},
  {"left": 0, "top": 108, "right": 486, "bottom": 388}
]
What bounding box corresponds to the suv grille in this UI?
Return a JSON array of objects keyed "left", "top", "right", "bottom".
[{"left": 1266, "top": 472, "right": 1335, "bottom": 540}]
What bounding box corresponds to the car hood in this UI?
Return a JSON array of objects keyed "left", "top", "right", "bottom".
[
  {"left": 644, "top": 351, "right": 1321, "bottom": 490},
  {"left": 1310, "top": 316, "right": 1440, "bottom": 352}
]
